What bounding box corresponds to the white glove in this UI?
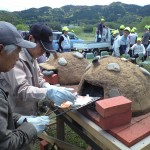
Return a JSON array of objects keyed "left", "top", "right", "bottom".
[
  {"left": 18, "top": 116, "right": 50, "bottom": 133},
  {"left": 17, "top": 115, "right": 35, "bottom": 125},
  {"left": 28, "top": 116, "right": 50, "bottom": 133},
  {"left": 46, "top": 86, "right": 76, "bottom": 106},
  {"left": 43, "top": 83, "right": 74, "bottom": 91}
]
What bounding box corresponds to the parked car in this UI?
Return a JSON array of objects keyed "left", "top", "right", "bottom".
[{"left": 52, "top": 31, "right": 84, "bottom": 51}]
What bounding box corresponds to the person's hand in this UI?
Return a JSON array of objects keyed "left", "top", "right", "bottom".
[
  {"left": 17, "top": 116, "right": 50, "bottom": 133},
  {"left": 32, "top": 123, "right": 47, "bottom": 134},
  {"left": 17, "top": 115, "right": 35, "bottom": 125},
  {"left": 18, "top": 116, "right": 50, "bottom": 133},
  {"left": 46, "top": 86, "right": 76, "bottom": 106},
  {"left": 27, "top": 116, "right": 50, "bottom": 133},
  {"left": 45, "top": 84, "right": 74, "bottom": 91}
]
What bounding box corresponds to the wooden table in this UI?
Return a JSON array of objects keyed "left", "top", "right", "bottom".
[{"left": 51, "top": 105, "right": 150, "bottom": 150}]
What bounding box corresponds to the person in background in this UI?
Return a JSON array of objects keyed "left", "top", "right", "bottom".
[
  {"left": 132, "top": 27, "right": 138, "bottom": 37},
  {"left": 37, "top": 52, "right": 48, "bottom": 63},
  {"left": 146, "top": 43, "right": 150, "bottom": 57},
  {"left": 97, "top": 18, "right": 105, "bottom": 42},
  {"left": 142, "top": 25, "right": 150, "bottom": 49},
  {"left": 0, "top": 22, "right": 76, "bottom": 116},
  {"left": 128, "top": 28, "right": 138, "bottom": 56},
  {"left": 130, "top": 37, "right": 146, "bottom": 63},
  {"left": 113, "top": 27, "right": 130, "bottom": 57},
  {"left": 110, "top": 29, "right": 115, "bottom": 54},
  {"left": 58, "top": 26, "right": 71, "bottom": 52},
  {"left": 0, "top": 21, "right": 50, "bottom": 150},
  {"left": 112, "top": 30, "right": 120, "bottom": 56},
  {"left": 119, "top": 25, "right": 125, "bottom": 36},
  {"left": 129, "top": 28, "right": 138, "bottom": 47}
]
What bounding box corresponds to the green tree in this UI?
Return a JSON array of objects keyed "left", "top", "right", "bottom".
[
  {"left": 16, "top": 24, "right": 29, "bottom": 31},
  {"left": 137, "top": 16, "right": 150, "bottom": 32}
]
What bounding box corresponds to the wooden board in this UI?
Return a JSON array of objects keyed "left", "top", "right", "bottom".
[
  {"left": 66, "top": 110, "right": 150, "bottom": 150},
  {"left": 38, "top": 133, "right": 84, "bottom": 150}
]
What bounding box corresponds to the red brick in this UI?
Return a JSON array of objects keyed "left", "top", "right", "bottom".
[
  {"left": 96, "top": 96, "right": 132, "bottom": 118},
  {"left": 44, "top": 74, "right": 58, "bottom": 85},
  {"left": 98, "top": 110, "right": 132, "bottom": 130},
  {"left": 40, "top": 140, "right": 49, "bottom": 150},
  {"left": 116, "top": 122, "right": 150, "bottom": 147},
  {"left": 139, "top": 115, "right": 150, "bottom": 130},
  {"left": 133, "top": 112, "right": 150, "bottom": 123},
  {"left": 108, "top": 118, "right": 136, "bottom": 136}
]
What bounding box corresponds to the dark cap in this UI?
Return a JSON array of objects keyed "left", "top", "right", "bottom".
[
  {"left": 0, "top": 21, "right": 36, "bottom": 48},
  {"left": 29, "top": 23, "right": 53, "bottom": 51}
]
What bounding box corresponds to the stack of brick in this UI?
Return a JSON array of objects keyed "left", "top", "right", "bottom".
[{"left": 95, "top": 96, "right": 132, "bottom": 130}]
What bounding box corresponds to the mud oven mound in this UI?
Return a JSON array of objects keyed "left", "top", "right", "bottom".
[
  {"left": 47, "top": 52, "right": 89, "bottom": 85},
  {"left": 78, "top": 56, "right": 150, "bottom": 116}
]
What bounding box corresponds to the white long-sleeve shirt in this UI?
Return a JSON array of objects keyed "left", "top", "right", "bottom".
[
  {"left": 129, "top": 33, "right": 138, "bottom": 45},
  {"left": 113, "top": 35, "right": 130, "bottom": 57},
  {"left": 131, "top": 43, "right": 146, "bottom": 55}
]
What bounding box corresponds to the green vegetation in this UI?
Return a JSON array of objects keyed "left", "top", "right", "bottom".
[
  {"left": 33, "top": 123, "right": 87, "bottom": 150},
  {"left": 0, "top": 2, "right": 149, "bottom": 32}
]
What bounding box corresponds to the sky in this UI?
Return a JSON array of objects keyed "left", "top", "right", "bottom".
[{"left": 0, "top": 0, "right": 150, "bottom": 12}]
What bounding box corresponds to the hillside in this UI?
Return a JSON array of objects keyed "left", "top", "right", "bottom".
[{"left": 0, "top": 2, "right": 149, "bottom": 29}]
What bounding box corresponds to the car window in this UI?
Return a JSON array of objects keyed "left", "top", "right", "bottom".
[
  {"left": 69, "top": 33, "right": 75, "bottom": 39},
  {"left": 68, "top": 33, "right": 79, "bottom": 40},
  {"left": 52, "top": 34, "right": 58, "bottom": 40},
  {"left": 57, "top": 34, "right": 61, "bottom": 40},
  {"left": 53, "top": 32, "right": 62, "bottom": 40}
]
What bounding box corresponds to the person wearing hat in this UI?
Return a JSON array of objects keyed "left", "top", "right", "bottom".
[
  {"left": 142, "top": 25, "right": 150, "bottom": 49},
  {"left": 128, "top": 28, "right": 138, "bottom": 56},
  {"left": 0, "top": 21, "right": 51, "bottom": 150},
  {"left": 112, "top": 30, "right": 120, "bottom": 56},
  {"left": 129, "top": 28, "right": 138, "bottom": 47},
  {"left": 113, "top": 27, "right": 130, "bottom": 57},
  {"left": 96, "top": 18, "right": 105, "bottom": 42},
  {"left": 0, "top": 22, "right": 76, "bottom": 115},
  {"left": 130, "top": 37, "right": 146, "bottom": 63},
  {"left": 132, "top": 27, "right": 138, "bottom": 36},
  {"left": 58, "top": 26, "right": 71, "bottom": 52},
  {"left": 119, "top": 25, "right": 125, "bottom": 36}
]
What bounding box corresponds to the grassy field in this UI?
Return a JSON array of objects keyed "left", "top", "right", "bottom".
[
  {"left": 33, "top": 121, "right": 88, "bottom": 150},
  {"left": 76, "top": 30, "right": 143, "bottom": 41},
  {"left": 75, "top": 32, "right": 95, "bottom": 41},
  {"left": 78, "top": 32, "right": 95, "bottom": 41}
]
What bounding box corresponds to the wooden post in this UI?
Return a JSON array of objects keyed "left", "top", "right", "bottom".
[{"left": 56, "top": 116, "right": 64, "bottom": 150}]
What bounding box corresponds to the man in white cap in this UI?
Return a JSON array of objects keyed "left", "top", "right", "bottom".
[
  {"left": 0, "top": 21, "right": 50, "bottom": 150},
  {"left": 0, "top": 22, "right": 76, "bottom": 115}
]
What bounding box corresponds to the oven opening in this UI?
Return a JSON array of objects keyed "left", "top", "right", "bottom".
[{"left": 80, "top": 80, "right": 104, "bottom": 98}]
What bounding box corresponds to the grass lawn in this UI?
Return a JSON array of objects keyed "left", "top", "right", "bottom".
[
  {"left": 33, "top": 122, "right": 88, "bottom": 150},
  {"left": 76, "top": 32, "right": 95, "bottom": 41}
]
